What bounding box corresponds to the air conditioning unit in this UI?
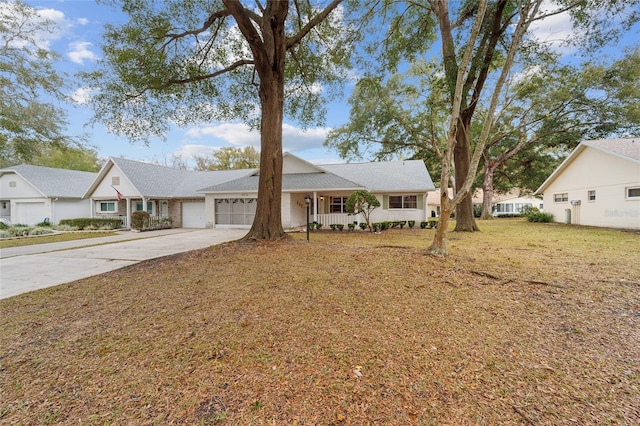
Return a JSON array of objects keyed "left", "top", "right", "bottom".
[{"left": 570, "top": 200, "right": 581, "bottom": 205}]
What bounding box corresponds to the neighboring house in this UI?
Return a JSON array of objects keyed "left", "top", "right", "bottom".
[
  {"left": 84, "top": 157, "right": 255, "bottom": 228},
  {"left": 0, "top": 164, "right": 97, "bottom": 225},
  {"left": 200, "top": 153, "right": 435, "bottom": 229},
  {"left": 425, "top": 188, "right": 539, "bottom": 217},
  {"left": 535, "top": 137, "right": 640, "bottom": 229},
  {"left": 491, "top": 189, "right": 543, "bottom": 216}
]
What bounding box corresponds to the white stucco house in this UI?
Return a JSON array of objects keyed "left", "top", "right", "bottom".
[
  {"left": 200, "top": 153, "right": 434, "bottom": 228},
  {"left": 85, "top": 154, "right": 435, "bottom": 229},
  {"left": 0, "top": 164, "right": 97, "bottom": 226},
  {"left": 535, "top": 137, "right": 640, "bottom": 229}
]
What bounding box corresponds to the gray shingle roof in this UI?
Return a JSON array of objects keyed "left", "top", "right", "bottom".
[
  {"left": 110, "top": 157, "right": 255, "bottom": 198},
  {"left": 200, "top": 173, "right": 364, "bottom": 193},
  {"left": 321, "top": 160, "right": 435, "bottom": 192},
  {"left": 1, "top": 164, "right": 97, "bottom": 198},
  {"left": 583, "top": 137, "right": 640, "bottom": 161}
]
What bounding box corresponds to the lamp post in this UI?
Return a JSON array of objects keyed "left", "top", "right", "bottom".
[{"left": 304, "top": 195, "right": 311, "bottom": 242}]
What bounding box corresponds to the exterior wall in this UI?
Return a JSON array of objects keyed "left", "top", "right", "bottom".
[
  {"left": 282, "top": 156, "right": 321, "bottom": 174},
  {"left": 91, "top": 164, "right": 138, "bottom": 200},
  {"left": 542, "top": 148, "right": 640, "bottom": 229},
  {"left": 0, "top": 172, "right": 43, "bottom": 199},
  {"left": 52, "top": 199, "right": 91, "bottom": 223},
  {"left": 370, "top": 193, "right": 427, "bottom": 224}
]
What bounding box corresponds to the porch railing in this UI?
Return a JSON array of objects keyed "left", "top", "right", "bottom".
[{"left": 315, "top": 213, "right": 356, "bottom": 226}]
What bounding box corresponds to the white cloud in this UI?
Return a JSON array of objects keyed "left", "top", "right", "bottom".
[
  {"left": 529, "top": 1, "right": 577, "bottom": 54},
  {"left": 67, "top": 41, "right": 98, "bottom": 64},
  {"left": 70, "top": 86, "right": 95, "bottom": 104},
  {"left": 77, "top": 18, "right": 89, "bottom": 26},
  {"left": 185, "top": 122, "right": 332, "bottom": 152}
]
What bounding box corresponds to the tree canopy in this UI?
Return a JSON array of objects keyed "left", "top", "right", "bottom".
[
  {"left": 194, "top": 146, "right": 260, "bottom": 171},
  {"left": 0, "top": 0, "right": 79, "bottom": 167},
  {"left": 84, "top": 0, "right": 353, "bottom": 241}
]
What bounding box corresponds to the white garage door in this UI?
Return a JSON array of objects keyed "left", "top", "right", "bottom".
[
  {"left": 15, "top": 202, "right": 48, "bottom": 225},
  {"left": 182, "top": 201, "right": 206, "bottom": 228}
]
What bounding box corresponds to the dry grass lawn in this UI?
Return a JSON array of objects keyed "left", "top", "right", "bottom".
[
  {"left": 1, "top": 219, "right": 639, "bottom": 425},
  {"left": 0, "top": 231, "right": 117, "bottom": 249}
]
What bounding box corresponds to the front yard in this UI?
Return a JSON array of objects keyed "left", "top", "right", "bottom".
[{"left": 1, "top": 220, "right": 638, "bottom": 424}]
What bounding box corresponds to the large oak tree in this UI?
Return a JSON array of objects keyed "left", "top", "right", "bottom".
[{"left": 84, "top": 0, "right": 352, "bottom": 241}]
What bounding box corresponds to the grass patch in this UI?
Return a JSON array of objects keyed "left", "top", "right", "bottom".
[
  {"left": 0, "top": 231, "right": 117, "bottom": 249},
  {"left": 1, "top": 220, "right": 639, "bottom": 424}
]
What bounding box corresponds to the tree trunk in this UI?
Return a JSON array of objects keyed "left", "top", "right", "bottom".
[
  {"left": 239, "top": 0, "right": 288, "bottom": 242},
  {"left": 481, "top": 160, "right": 495, "bottom": 219},
  {"left": 453, "top": 117, "right": 480, "bottom": 232},
  {"left": 428, "top": 191, "right": 452, "bottom": 256}
]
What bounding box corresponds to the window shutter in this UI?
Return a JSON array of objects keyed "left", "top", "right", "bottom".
[
  {"left": 324, "top": 197, "right": 330, "bottom": 213},
  {"left": 383, "top": 195, "right": 389, "bottom": 209},
  {"left": 417, "top": 194, "right": 424, "bottom": 210}
]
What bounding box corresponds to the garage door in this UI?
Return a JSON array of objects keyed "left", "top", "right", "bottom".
[
  {"left": 182, "top": 201, "right": 206, "bottom": 228},
  {"left": 15, "top": 202, "right": 48, "bottom": 225}
]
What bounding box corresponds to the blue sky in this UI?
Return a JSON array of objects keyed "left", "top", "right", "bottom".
[
  {"left": 22, "top": 0, "right": 352, "bottom": 166},
  {"left": 15, "top": 1, "right": 640, "bottom": 167}
]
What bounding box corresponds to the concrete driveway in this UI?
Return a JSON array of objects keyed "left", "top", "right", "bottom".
[{"left": 0, "top": 228, "right": 246, "bottom": 299}]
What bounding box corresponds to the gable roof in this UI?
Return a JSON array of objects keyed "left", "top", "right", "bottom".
[
  {"left": 84, "top": 157, "right": 256, "bottom": 198},
  {"left": 0, "top": 164, "right": 97, "bottom": 198},
  {"left": 200, "top": 172, "right": 364, "bottom": 193},
  {"left": 199, "top": 156, "right": 434, "bottom": 194},
  {"left": 321, "top": 159, "right": 435, "bottom": 192},
  {"left": 536, "top": 137, "right": 640, "bottom": 194}
]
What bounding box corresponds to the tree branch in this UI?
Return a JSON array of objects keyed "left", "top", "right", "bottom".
[{"left": 286, "top": 0, "right": 344, "bottom": 50}]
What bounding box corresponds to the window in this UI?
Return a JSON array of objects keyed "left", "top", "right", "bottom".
[
  {"left": 554, "top": 193, "right": 568, "bottom": 202},
  {"left": 111, "top": 176, "right": 120, "bottom": 185},
  {"left": 135, "top": 201, "right": 153, "bottom": 214},
  {"left": 627, "top": 187, "right": 640, "bottom": 199},
  {"left": 389, "top": 195, "right": 417, "bottom": 209},
  {"left": 588, "top": 190, "right": 596, "bottom": 201},
  {"left": 329, "top": 196, "right": 347, "bottom": 213},
  {"left": 539, "top": 204, "right": 544, "bottom": 210},
  {"left": 9, "top": 181, "right": 16, "bottom": 188},
  {"left": 99, "top": 201, "right": 116, "bottom": 212}
]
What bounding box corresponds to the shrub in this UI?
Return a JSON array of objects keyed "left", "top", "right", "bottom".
[
  {"left": 29, "top": 227, "right": 54, "bottom": 236},
  {"left": 336, "top": 224, "right": 344, "bottom": 231},
  {"left": 372, "top": 223, "right": 381, "bottom": 232},
  {"left": 0, "top": 222, "right": 8, "bottom": 230},
  {"left": 408, "top": 220, "right": 415, "bottom": 228},
  {"left": 420, "top": 221, "right": 428, "bottom": 229},
  {"left": 347, "top": 223, "right": 355, "bottom": 231},
  {"left": 522, "top": 206, "right": 554, "bottom": 223},
  {"left": 381, "top": 221, "right": 391, "bottom": 231},
  {"left": 59, "top": 218, "right": 122, "bottom": 230},
  {"left": 131, "top": 211, "right": 150, "bottom": 230},
  {"left": 54, "top": 224, "right": 79, "bottom": 231},
  {"left": 398, "top": 220, "right": 406, "bottom": 229},
  {"left": 359, "top": 222, "right": 367, "bottom": 230},
  {"left": 428, "top": 219, "right": 439, "bottom": 228},
  {"left": 315, "top": 223, "right": 323, "bottom": 230},
  {"left": 0, "top": 230, "right": 9, "bottom": 238},
  {"left": 329, "top": 224, "right": 337, "bottom": 231},
  {"left": 345, "top": 190, "right": 380, "bottom": 232},
  {"left": 36, "top": 220, "right": 51, "bottom": 227}
]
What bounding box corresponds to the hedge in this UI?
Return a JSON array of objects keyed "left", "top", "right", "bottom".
[{"left": 59, "top": 218, "right": 123, "bottom": 230}]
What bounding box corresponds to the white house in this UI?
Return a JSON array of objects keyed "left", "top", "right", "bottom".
[
  {"left": 491, "top": 189, "right": 543, "bottom": 216},
  {"left": 83, "top": 157, "right": 254, "bottom": 228},
  {"left": 535, "top": 137, "right": 640, "bottom": 229},
  {"left": 0, "top": 164, "right": 96, "bottom": 226},
  {"left": 200, "top": 153, "right": 435, "bottom": 228}
]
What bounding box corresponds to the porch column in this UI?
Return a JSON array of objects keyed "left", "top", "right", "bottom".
[
  {"left": 313, "top": 191, "right": 318, "bottom": 223},
  {"left": 90, "top": 198, "right": 95, "bottom": 218},
  {"left": 126, "top": 198, "right": 131, "bottom": 229}
]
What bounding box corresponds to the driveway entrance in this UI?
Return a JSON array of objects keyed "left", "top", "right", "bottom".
[{"left": 0, "top": 228, "right": 246, "bottom": 299}]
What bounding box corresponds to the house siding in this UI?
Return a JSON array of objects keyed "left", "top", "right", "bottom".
[{"left": 542, "top": 147, "right": 640, "bottom": 229}]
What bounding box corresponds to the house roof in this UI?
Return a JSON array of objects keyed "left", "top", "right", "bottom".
[
  {"left": 199, "top": 157, "right": 434, "bottom": 194},
  {"left": 320, "top": 160, "right": 435, "bottom": 192},
  {"left": 85, "top": 157, "right": 256, "bottom": 198},
  {"left": 200, "top": 172, "right": 364, "bottom": 193},
  {"left": 0, "top": 164, "right": 97, "bottom": 198},
  {"left": 536, "top": 137, "right": 640, "bottom": 194}
]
